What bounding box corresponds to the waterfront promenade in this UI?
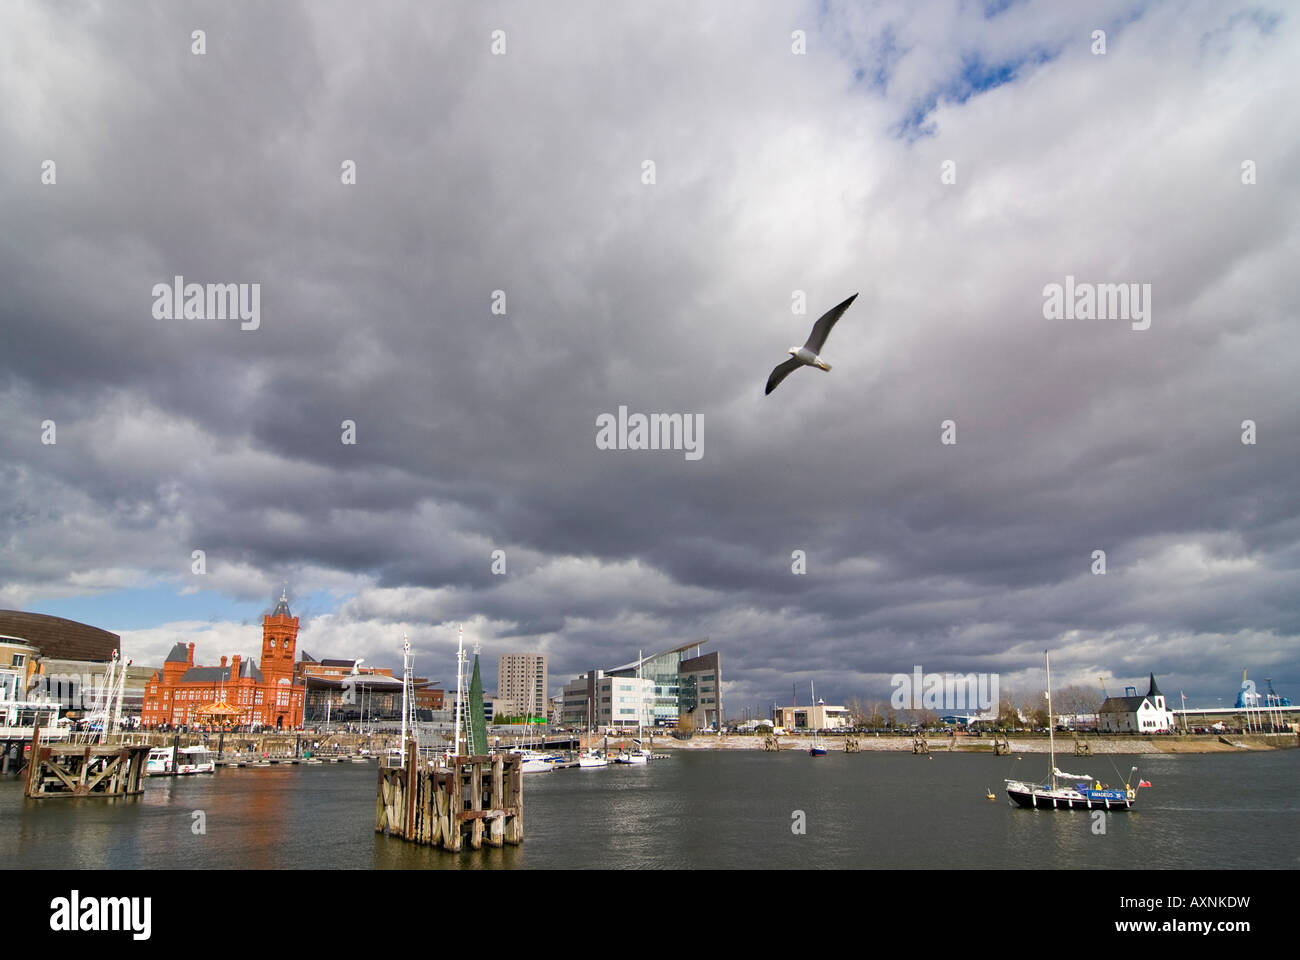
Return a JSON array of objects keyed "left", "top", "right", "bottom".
[
  {"left": 51, "top": 727, "right": 1296, "bottom": 766},
  {"left": 660, "top": 731, "right": 1299, "bottom": 754}
]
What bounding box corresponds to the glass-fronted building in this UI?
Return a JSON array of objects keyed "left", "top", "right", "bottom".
[{"left": 561, "top": 641, "right": 722, "bottom": 730}]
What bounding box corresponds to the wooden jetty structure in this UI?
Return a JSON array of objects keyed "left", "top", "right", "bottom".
[
  {"left": 376, "top": 740, "right": 522, "bottom": 852},
  {"left": 24, "top": 727, "right": 150, "bottom": 799},
  {"left": 762, "top": 735, "right": 780, "bottom": 751},
  {"left": 992, "top": 733, "right": 1011, "bottom": 755},
  {"left": 911, "top": 735, "right": 929, "bottom": 754},
  {"left": 844, "top": 736, "right": 861, "bottom": 753}
]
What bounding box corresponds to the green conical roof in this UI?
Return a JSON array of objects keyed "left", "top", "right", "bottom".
[{"left": 469, "top": 654, "right": 489, "bottom": 756}]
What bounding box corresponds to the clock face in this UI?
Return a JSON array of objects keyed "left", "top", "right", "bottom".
[{"left": 269, "top": 639, "right": 276, "bottom": 649}]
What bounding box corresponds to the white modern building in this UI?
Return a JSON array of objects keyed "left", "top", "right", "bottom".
[
  {"left": 773, "top": 700, "right": 851, "bottom": 731},
  {"left": 561, "top": 671, "right": 656, "bottom": 730}
]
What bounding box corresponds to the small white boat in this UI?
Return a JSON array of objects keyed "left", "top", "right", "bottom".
[
  {"left": 577, "top": 750, "right": 608, "bottom": 768},
  {"left": 513, "top": 749, "right": 563, "bottom": 773},
  {"left": 146, "top": 746, "right": 215, "bottom": 776},
  {"left": 614, "top": 748, "right": 649, "bottom": 764}
]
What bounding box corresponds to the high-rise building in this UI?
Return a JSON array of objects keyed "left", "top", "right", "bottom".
[{"left": 497, "top": 653, "right": 547, "bottom": 720}]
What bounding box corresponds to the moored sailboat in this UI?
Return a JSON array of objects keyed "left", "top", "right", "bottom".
[
  {"left": 1005, "top": 651, "right": 1145, "bottom": 810},
  {"left": 808, "top": 681, "right": 827, "bottom": 756}
]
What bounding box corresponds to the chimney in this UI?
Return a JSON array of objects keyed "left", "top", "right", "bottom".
[
  {"left": 187, "top": 642, "right": 195, "bottom": 666},
  {"left": 231, "top": 654, "right": 241, "bottom": 678},
  {"left": 220, "top": 656, "right": 228, "bottom": 668}
]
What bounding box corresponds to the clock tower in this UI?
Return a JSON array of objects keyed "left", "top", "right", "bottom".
[{"left": 261, "top": 585, "right": 298, "bottom": 690}]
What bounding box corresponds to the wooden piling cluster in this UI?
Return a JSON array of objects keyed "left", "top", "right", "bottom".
[
  {"left": 762, "top": 735, "right": 780, "bottom": 751},
  {"left": 911, "top": 736, "right": 929, "bottom": 754},
  {"left": 992, "top": 735, "right": 1011, "bottom": 755},
  {"left": 1073, "top": 739, "right": 1092, "bottom": 756},
  {"left": 844, "top": 737, "right": 861, "bottom": 752},
  {"left": 376, "top": 741, "right": 522, "bottom": 852},
  {"left": 24, "top": 729, "right": 151, "bottom": 799}
]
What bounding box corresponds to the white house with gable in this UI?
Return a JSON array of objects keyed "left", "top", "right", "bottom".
[{"left": 1097, "top": 673, "right": 1174, "bottom": 733}]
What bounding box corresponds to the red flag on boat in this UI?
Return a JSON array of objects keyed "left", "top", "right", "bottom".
[{"left": 1138, "top": 779, "right": 1152, "bottom": 787}]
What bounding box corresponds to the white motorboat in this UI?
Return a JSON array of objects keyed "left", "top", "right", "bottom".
[
  {"left": 0, "top": 700, "right": 70, "bottom": 742},
  {"left": 577, "top": 750, "right": 608, "bottom": 768},
  {"left": 147, "top": 745, "right": 215, "bottom": 776},
  {"left": 513, "top": 749, "right": 563, "bottom": 773},
  {"left": 614, "top": 746, "right": 649, "bottom": 764}
]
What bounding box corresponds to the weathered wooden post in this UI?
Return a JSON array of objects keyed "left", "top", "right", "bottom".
[
  {"left": 489, "top": 755, "right": 505, "bottom": 847},
  {"left": 469, "top": 759, "right": 484, "bottom": 849},
  {"left": 447, "top": 761, "right": 463, "bottom": 852},
  {"left": 506, "top": 753, "right": 523, "bottom": 844},
  {"left": 404, "top": 739, "right": 418, "bottom": 841},
  {"left": 26, "top": 726, "right": 41, "bottom": 794},
  {"left": 170, "top": 732, "right": 180, "bottom": 777}
]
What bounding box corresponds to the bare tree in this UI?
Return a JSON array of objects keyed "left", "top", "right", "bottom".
[
  {"left": 996, "top": 688, "right": 1020, "bottom": 727},
  {"left": 845, "top": 696, "right": 870, "bottom": 726},
  {"left": 1055, "top": 684, "right": 1103, "bottom": 727}
]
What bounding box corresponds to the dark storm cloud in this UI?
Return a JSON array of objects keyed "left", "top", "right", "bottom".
[{"left": 1, "top": 0, "right": 1297, "bottom": 709}]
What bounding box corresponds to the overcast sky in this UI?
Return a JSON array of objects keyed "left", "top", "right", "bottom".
[{"left": 2, "top": 0, "right": 1296, "bottom": 713}]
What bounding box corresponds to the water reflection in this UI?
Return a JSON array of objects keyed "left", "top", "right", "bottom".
[{"left": 2, "top": 751, "right": 1295, "bottom": 869}]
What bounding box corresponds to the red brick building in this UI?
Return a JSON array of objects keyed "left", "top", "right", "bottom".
[{"left": 141, "top": 591, "right": 305, "bottom": 730}]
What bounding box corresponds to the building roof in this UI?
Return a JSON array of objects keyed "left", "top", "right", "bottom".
[
  {"left": 302, "top": 674, "right": 405, "bottom": 690},
  {"left": 1100, "top": 675, "right": 1165, "bottom": 713},
  {"left": 299, "top": 651, "right": 317, "bottom": 663},
  {"left": 606, "top": 639, "right": 710, "bottom": 676},
  {"left": 180, "top": 666, "right": 230, "bottom": 683},
  {"left": 320, "top": 658, "right": 357, "bottom": 668},
  {"left": 165, "top": 642, "right": 190, "bottom": 663},
  {"left": 1099, "top": 695, "right": 1149, "bottom": 714},
  {"left": 179, "top": 659, "right": 265, "bottom": 684},
  {"left": 271, "top": 590, "right": 292, "bottom": 618},
  {"left": 0, "top": 610, "right": 120, "bottom": 662}
]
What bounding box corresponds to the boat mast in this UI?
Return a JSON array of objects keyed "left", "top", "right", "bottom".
[
  {"left": 400, "top": 634, "right": 411, "bottom": 748},
  {"left": 112, "top": 655, "right": 130, "bottom": 742},
  {"left": 97, "top": 651, "right": 118, "bottom": 745},
  {"left": 452, "top": 624, "right": 465, "bottom": 758},
  {"left": 1046, "top": 650, "right": 1056, "bottom": 791}
]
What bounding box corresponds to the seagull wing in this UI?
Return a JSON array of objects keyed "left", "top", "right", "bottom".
[
  {"left": 765, "top": 357, "right": 803, "bottom": 395},
  {"left": 802, "top": 293, "right": 858, "bottom": 355}
]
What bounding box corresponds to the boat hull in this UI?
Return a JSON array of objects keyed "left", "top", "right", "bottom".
[{"left": 1006, "top": 784, "right": 1135, "bottom": 810}]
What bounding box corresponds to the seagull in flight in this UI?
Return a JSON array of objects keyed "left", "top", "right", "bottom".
[{"left": 764, "top": 293, "right": 858, "bottom": 395}]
